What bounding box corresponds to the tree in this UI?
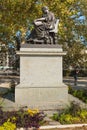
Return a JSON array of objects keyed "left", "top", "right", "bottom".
[
  {"left": 63, "top": 42, "right": 86, "bottom": 69},
  {"left": 0, "top": 0, "right": 87, "bottom": 70},
  {"left": 1, "top": 0, "right": 87, "bottom": 43}
]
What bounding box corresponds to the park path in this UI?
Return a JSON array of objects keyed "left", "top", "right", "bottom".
[{"left": 63, "top": 76, "right": 87, "bottom": 90}]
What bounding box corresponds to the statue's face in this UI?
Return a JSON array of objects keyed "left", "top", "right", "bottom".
[
  {"left": 43, "top": 9, "right": 48, "bottom": 14},
  {"left": 42, "top": 6, "right": 49, "bottom": 14}
]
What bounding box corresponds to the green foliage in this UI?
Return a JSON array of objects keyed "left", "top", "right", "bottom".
[
  {"left": 0, "top": 120, "right": 16, "bottom": 130},
  {"left": 0, "top": 107, "right": 45, "bottom": 128},
  {"left": 0, "top": 0, "right": 87, "bottom": 43},
  {"left": 52, "top": 113, "right": 59, "bottom": 121},
  {"left": 59, "top": 114, "right": 73, "bottom": 124},
  {"left": 68, "top": 86, "right": 87, "bottom": 103},
  {"left": 64, "top": 102, "right": 81, "bottom": 116},
  {"left": 77, "top": 110, "right": 87, "bottom": 121},
  {"left": 63, "top": 42, "right": 87, "bottom": 71},
  {"left": 1, "top": 0, "right": 87, "bottom": 70},
  {"left": 52, "top": 101, "right": 87, "bottom": 124}
]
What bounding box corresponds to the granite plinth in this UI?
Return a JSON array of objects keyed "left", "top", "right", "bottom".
[
  {"left": 15, "top": 44, "right": 68, "bottom": 109},
  {"left": 15, "top": 84, "right": 68, "bottom": 109}
]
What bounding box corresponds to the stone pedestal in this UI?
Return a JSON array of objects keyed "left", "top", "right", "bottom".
[{"left": 15, "top": 44, "right": 68, "bottom": 110}]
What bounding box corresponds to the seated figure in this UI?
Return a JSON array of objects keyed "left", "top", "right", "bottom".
[
  {"left": 34, "top": 6, "right": 56, "bottom": 39},
  {"left": 26, "top": 6, "right": 59, "bottom": 44}
]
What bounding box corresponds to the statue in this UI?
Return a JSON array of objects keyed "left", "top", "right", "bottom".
[{"left": 26, "top": 6, "right": 59, "bottom": 44}]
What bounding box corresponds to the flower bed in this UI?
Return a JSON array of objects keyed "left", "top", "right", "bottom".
[
  {"left": 0, "top": 100, "right": 87, "bottom": 130},
  {"left": 0, "top": 108, "right": 45, "bottom": 130}
]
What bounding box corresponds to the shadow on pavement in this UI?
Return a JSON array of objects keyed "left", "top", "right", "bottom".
[
  {"left": 2, "top": 92, "right": 15, "bottom": 102},
  {"left": 0, "top": 87, "right": 15, "bottom": 102}
]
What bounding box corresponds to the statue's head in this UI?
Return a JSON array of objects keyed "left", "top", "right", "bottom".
[{"left": 42, "top": 6, "right": 49, "bottom": 13}]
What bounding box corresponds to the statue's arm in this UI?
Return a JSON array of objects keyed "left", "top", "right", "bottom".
[{"left": 34, "top": 17, "right": 46, "bottom": 23}]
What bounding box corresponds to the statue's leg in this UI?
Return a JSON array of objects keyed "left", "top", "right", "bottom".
[{"left": 35, "top": 25, "right": 45, "bottom": 39}]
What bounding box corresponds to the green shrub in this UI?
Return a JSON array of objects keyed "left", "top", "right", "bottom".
[
  {"left": 68, "top": 85, "right": 74, "bottom": 94},
  {"left": 52, "top": 102, "right": 87, "bottom": 124},
  {"left": 0, "top": 120, "right": 16, "bottom": 130},
  {"left": 68, "top": 86, "right": 87, "bottom": 103},
  {"left": 71, "top": 117, "right": 81, "bottom": 124},
  {"left": 52, "top": 113, "right": 59, "bottom": 121},
  {"left": 76, "top": 90, "right": 84, "bottom": 99},
  {"left": 64, "top": 102, "right": 81, "bottom": 116},
  {"left": 77, "top": 110, "right": 87, "bottom": 121},
  {"left": 59, "top": 114, "right": 72, "bottom": 124}
]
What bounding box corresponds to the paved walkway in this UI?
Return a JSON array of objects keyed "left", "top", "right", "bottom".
[{"left": 63, "top": 76, "right": 87, "bottom": 90}]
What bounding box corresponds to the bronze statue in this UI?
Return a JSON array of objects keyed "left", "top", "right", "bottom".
[{"left": 26, "top": 6, "right": 59, "bottom": 44}]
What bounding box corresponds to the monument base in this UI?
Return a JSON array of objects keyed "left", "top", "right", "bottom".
[
  {"left": 15, "top": 84, "right": 68, "bottom": 110},
  {"left": 15, "top": 44, "right": 69, "bottom": 110}
]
